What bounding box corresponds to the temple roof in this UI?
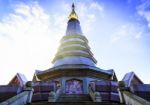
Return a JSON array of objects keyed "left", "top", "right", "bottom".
[
  {"left": 8, "top": 73, "right": 27, "bottom": 87},
  {"left": 33, "top": 64, "right": 117, "bottom": 81},
  {"left": 122, "top": 72, "right": 143, "bottom": 87}
]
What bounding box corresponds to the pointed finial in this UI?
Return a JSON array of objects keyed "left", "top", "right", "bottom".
[
  {"left": 68, "top": 3, "right": 78, "bottom": 20},
  {"left": 72, "top": 3, "right": 75, "bottom": 10}
]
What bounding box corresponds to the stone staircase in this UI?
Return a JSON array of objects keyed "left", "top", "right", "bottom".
[
  {"left": 27, "top": 102, "right": 121, "bottom": 105},
  {"left": 27, "top": 94, "right": 122, "bottom": 105},
  {"left": 57, "top": 94, "right": 92, "bottom": 102}
]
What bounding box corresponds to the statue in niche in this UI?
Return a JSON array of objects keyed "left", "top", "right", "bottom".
[{"left": 66, "top": 79, "right": 83, "bottom": 94}]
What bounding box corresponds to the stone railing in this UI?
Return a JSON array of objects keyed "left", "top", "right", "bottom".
[
  {"left": 123, "top": 91, "right": 150, "bottom": 105},
  {"left": 88, "top": 84, "right": 101, "bottom": 102},
  {"left": 48, "top": 87, "right": 63, "bottom": 102},
  {"left": 118, "top": 81, "right": 150, "bottom": 105},
  {"left": 0, "top": 82, "right": 33, "bottom": 105}
]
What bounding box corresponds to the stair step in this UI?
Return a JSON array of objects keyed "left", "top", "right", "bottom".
[
  {"left": 57, "top": 94, "right": 92, "bottom": 102},
  {"left": 27, "top": 102, "right": 121, "bottom": 105}
]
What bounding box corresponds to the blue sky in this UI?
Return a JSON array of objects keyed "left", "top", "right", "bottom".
[{"left": 0, "top": 0, "right": 150, "bottom": 84}]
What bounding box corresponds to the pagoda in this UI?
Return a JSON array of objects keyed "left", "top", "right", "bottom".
[
  {"left": 0, "top": 3, "right": 150, "bottom": 105},
  {"left": 30, "top": 3, "right": 119, "bottom": 103}
]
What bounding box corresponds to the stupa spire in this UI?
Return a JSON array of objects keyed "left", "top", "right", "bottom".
[
  {"left": 72, "top": 3, "right": 75, "bottom": 10},
  {"left": 68, "top": 3, "right": 78, "bottom": 20},
  {"left": 52, "top": 3, "right": 97, "bottom": 67}
]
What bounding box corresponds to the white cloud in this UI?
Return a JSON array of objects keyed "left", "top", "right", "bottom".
[
  {"left": 137, "top": 0, "right": 150, "bottom": 28},
  {"left": 138, "top": 10, "right": 150, "bottom": 28},
  {"left": 111, "top": 23, "right": 144, "bottom": 42},
  {"left": 0, "top": 2, "right": 62, "bottom": 84},
  {"left": 75, "top": 2, "right": 104, "bottom": 35},
  {"left": 90, "top": 2, "right": 103, "bottom": 12}
]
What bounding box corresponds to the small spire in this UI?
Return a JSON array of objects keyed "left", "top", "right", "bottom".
[
  {"left": 72, "top": 3, "right": 75, "bottom": 11},
  {"left": 68, "top": 3, "right": 78, "bottom": 20}
]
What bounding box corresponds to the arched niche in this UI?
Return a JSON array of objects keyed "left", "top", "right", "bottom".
[{"left": 65, "top": 78, "right": 83, "bottom": 94}]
